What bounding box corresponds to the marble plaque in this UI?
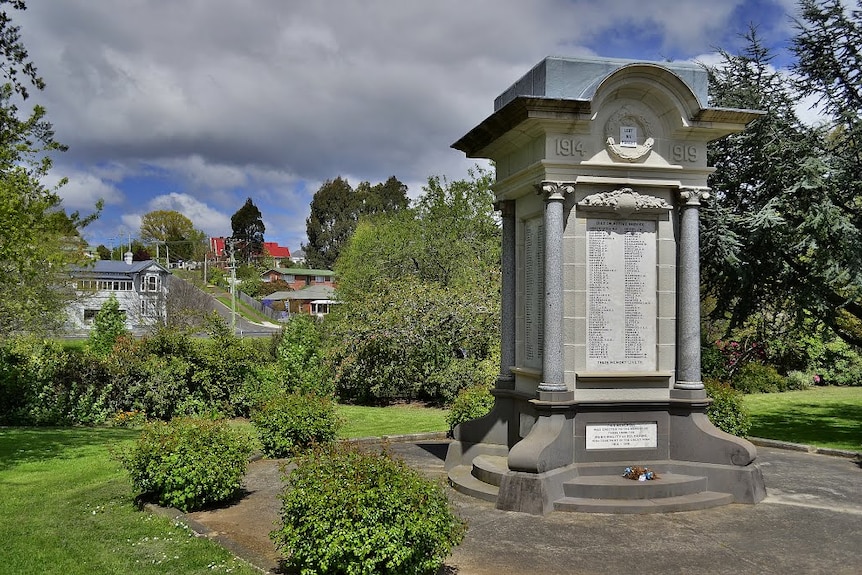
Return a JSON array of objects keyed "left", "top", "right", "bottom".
[
  {"left": 585, "top": 422, "right": 658, "bottom": 450},
  {"left": 524, "top": 217, "right": 544, "bottom": 368},
  {"left": 586, "top": 219, "right": 656, "bottom": 371}
]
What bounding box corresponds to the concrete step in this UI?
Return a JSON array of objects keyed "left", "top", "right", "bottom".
[
  {"left": 563, "top": 473, "right": 708, "bottom": 500},
  {"left": 554, "top": 491, "right": 734, "bottom": 514},
  {"left": 472, "top": 455, "right": 509, "bottom": 487},
  {"left": 448, "top": 465, "right": 499, "bottom": 503}
]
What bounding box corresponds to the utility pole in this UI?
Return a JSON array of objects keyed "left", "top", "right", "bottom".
[{"left": 227, "top": 238, "right": 237, "bottom": 333}]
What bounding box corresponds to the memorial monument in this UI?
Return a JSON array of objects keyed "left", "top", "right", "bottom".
[{"left": 445, "top": 56, "right": 767, "bottom": 514}]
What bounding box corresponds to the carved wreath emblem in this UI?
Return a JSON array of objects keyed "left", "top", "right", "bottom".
[{"left": 605, "top": 105, "right": 654, "bottom": 162}]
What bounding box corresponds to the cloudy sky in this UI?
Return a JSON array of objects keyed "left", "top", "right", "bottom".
[{"left": 15, "top": 0, "right": 802, "bottom": 255}]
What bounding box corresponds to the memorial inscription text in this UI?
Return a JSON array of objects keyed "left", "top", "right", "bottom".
[{"left": 586, "top": 219, "right": 657, "bottom": 371}]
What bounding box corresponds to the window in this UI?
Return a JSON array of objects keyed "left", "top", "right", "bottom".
[
  {"left": 141, "top": 300, "right": 156, "bottom": 317},
  {"left": 284, "top": 274, "right": 295, "bottom": 283},
  {"left": 314, "top": 276, "right": 325, "bottom": 283},
  {"left": 83, "top": 309, "right": 98, "bottom": 323},
  {"left": 141, "top": 274, "right": 160, "bottom": 292}
]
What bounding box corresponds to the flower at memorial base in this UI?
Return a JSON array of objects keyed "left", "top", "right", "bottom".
[{"left": 622, "top": 465, "right": 659, "bottom": 480}]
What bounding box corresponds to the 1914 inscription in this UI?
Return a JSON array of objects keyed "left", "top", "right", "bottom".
[{"left": 586, "top": 219, "right": 657, "bottom": 371}]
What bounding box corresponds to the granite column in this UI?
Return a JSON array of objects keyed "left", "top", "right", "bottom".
[
  {"left": 537, "top": 181, "right": 573, "bottom": 400},
  {"left": 675, "top": 186, "right": 710, "bottom": 394}
]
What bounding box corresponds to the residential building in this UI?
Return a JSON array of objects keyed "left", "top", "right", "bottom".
[
  {"left": 262, "top": 285, "right": 338, "bottom": 318},
  {"left": 67, "top": 252, "right": 171, "bottom": 334},
  {"left": 260, "top": 267, "right": 335, "bottom": 291},
  {"left": 289, "top": 249, "right": 306, "bottom": 265},
  {"left": 263, "top": 242, "right": 291, "bottom": 267},
  {"left": 207, "top": 237, "right": 292, "bottom": 268}
]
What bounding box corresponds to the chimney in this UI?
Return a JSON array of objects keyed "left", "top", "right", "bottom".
[{"left": 124, "top": 251, "right": 133, "bottom": 265}]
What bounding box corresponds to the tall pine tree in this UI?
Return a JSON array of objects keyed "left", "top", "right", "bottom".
[{"left": 230, "top": 197, "right": 265, "bottom": 264}]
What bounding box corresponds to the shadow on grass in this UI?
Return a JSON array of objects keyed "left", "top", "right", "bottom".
[
  {"left": 749, "top": 402, "right": 862, "bottom": 451},
  {"left": 0, "top": 427, "right": 140, "bottom": 472}
]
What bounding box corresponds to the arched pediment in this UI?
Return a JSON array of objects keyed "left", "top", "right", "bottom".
[{"left": 584, "top": 63, "right": 704, "bottom": 123}]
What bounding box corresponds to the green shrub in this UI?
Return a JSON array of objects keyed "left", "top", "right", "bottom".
[
  {"left": 87, "top": 294, "right": 129, "bottom": 356},
  {"left": 129, "top": 355, "right": 195, "bottom": 421},
  {"left": 119, "top": 417, "right": 253, "bottom": 512},
  {"left": 272, "top": 444, "right": 465, "bottom": 575},
  {"left": 424, "top": 354, "right": 498, "bottom": 405},
  {"left": 731, "top": 362, "right": 787, "bottom": 394},
  {"left": 785, "top": 370, "right": 816, "bottom": 391},
  {"left": 446, "top": 384, "right": 494, "bottom": 432},
  {"left": 705, "top": 379, "right": 752, "bottom": 437},
  {"left": 276, "top": 315, "right": 333, "bottom": 395},
  {"left": 0, "top": 337, "right": 118, "bottom": 426},
  {"left": 251, "top": 392, "right": 341, "bottom": 458}
]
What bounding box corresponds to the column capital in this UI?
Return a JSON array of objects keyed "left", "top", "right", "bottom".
[
  {"left": 536, "top": 181, "right": 576, "bottom": 201},
  {"left": 678, "top": 186, "right": 711, "bottom": 206}
]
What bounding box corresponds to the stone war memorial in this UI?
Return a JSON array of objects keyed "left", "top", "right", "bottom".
[{"left": 445, "top": 56, "right": 768, "bottom": 514}]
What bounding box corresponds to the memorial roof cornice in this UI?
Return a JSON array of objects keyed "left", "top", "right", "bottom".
[{"left": 452, "top": 96, "right": 765, "bottom": 159}]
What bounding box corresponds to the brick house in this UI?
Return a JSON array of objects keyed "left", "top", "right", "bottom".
[{"left": 260, "top": 267, "right": 335, "bottom": 290}]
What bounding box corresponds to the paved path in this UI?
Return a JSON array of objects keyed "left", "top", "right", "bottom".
[{"left": 183, "top": 442, "right": 862, "bottom": 574}]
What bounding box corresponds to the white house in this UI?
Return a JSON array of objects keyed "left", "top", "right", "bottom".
[{"left": 67, "top": 252, "right": 171, "bottom": 334}]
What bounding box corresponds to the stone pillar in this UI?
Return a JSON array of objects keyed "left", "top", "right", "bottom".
[
  {"left": 495, "top": 200, "right": 516, "bottom": 389},
  {"left": 675, "top": 186, "right": 710, "bottom": 394},
  {"left": 536, "top": 181, "right": 573, "bottom": 400}
]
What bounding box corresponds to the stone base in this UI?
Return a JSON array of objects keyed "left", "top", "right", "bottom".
[{"left": 446, "top": 395, "right": 767, "bottom": 515}]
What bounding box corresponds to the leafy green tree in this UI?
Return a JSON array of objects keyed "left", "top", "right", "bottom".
[
  {"left": 0, "top": 0, "right": 99, "bottom": 337},
  {"left": 140, "top": 209, "right": 206, "bottom": 263},
  {"left": 95, "top": 245, "right": 112, "bottom": 260},
  {"left": 327, "top": 168, "right": 500, "bottom": 403},
  {"left": 304, "top": 177, "right": 359, "bottom": 270},
  {"left": 230, "top": 197, "right": 265, "bottom": 263},
  {"left": 304, "top": 175, "right": 409, "bottom": 269},
  {"left": 87, "top": 295, "right": 128, "bottom": 355}
]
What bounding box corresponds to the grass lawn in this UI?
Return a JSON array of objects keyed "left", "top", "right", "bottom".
[
  {"left": 743, "top": 386, "right": 862, "bottom": 452},
  {"left": 338, "top": 403, "right": 448, "bottom": 438},
  {"left": 0, "top": 427, "right": 261, "bottom": 575}
]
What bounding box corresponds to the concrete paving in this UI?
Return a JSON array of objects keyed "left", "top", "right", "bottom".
[{"left": 181, "top": 440, "right": 862, "bottom": 575}]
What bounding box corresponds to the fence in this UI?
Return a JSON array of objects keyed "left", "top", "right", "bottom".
[{"left": 237, "top": 290, "right": 285, "bottom": 322}]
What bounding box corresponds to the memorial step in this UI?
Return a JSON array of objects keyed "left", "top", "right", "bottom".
[
  {"left": 562, "top": 472, "right": 708, "bottom": 500},
  {"left": 554, "top": 491, "right": 734, "bottom": 514},
  {"left": 447, "top": 464, "right": 499, "bottom": 503},
  {"left": 471, "top": 454, "right": 509, "bottom": 487}
]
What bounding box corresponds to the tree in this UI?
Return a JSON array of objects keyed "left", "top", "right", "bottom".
[
  {"left": 0, "top": 0, "right": 99, "bottom": 337},
  {"left": 87, "top": 294, "right": 128, "bottom": 355},
  {"left": 164, "top": 276, "right": 212, "bottom": 330},
  {"left": 789, "top": 0, "right": 862, "bottom": 343},
  {"left": 304, "top": 175, "right": 409, "bottom": 269},
  {"left": 140, "top": 209, "right": 206, "bottom": 264},
  {"left": 327, "top": 168, "right": 500, "bottom": 403},
  {"left": 304, "top": 177, "right": 358, "bottom": 270},
  {"left": 95, "top": 245, "right": 112, "bottom": 260},
  {"left": 703, "top": 14, "right": 862, "bottom": 348},
  {"left": 230, "top": 197, "right": 265, "bottom": 263}
]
